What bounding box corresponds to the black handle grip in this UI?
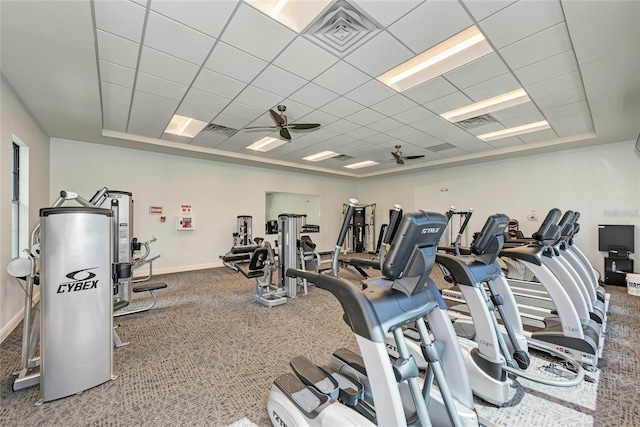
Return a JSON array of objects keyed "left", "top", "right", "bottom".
[{"left": 383, "top": 205, "right": 402, "bottom": 246}]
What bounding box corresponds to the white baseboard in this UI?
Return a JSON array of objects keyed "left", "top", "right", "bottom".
[
  {"left": 1, "top": 292, "right": 40, "bottom": 344},
  {"left": 133, "top": 261, "right": 223, "bottom": 278}
]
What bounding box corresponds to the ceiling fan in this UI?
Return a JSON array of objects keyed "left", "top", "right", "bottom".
[
  {"left": 391, "top": 145, "right": 425, "bottom": 165},
  {"left": 245, "top": 105, "right": 321, "bottom": 140}
]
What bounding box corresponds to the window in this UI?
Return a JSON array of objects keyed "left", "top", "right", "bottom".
[
  {"left": 12, "top": 143, "right": 20, "bottom": 257},
  {"left": 11, "top": 139, "right": 29, "bottom": 258}
]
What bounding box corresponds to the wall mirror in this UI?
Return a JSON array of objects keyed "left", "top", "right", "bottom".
[{"left": 265, "top": 192, "right": 320, "bottom": 225}]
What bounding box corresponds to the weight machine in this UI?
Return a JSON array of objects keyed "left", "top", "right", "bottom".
[{"left": 342, "top": 202, "right": 376, "bottom": 253}]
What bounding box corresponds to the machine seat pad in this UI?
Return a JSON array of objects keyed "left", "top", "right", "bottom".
[
  {"left": 221, "top": 253, "right": 251, "bottom": 263},
  {"left": 238, "top": 265, "right": 264, "bottom": 279},
  {"left": 133, "top": 282, "right": 168, "bottom": 293}
]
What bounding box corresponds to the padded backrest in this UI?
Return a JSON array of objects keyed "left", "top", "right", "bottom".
[
  {"left": 248, "top": 248, "right": 268, "bottom": 271},
  {"left": 382, "top": 210, "right": 448, "bottom": 280},
  {"left": 470, "top": 214, "right": 509, "bottom": 263}
]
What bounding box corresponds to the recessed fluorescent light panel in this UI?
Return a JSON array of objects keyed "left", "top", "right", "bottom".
[
  {"left": 378, "top": 26, "right": 493, "bottom": 92},
  {"left": 246, "top": 136, "right": 287, "bottom": 152},
  {"left": 441, "top": 89, "right": 530, "bottom": 123},
  {"left": 303, "top": 151, "right": 338, "bottom": 161},
  {"left": 344, "top": 160, "right": 379, "bottom": 169},
  {"left": 477, "top": 121, "right": 551, "bottom": 141},
  {"left": 165, "top": 114, "right": 208, "bottom": 138},
  {"left": 246, "top": 0, "right": 332, "bottom": 32}
]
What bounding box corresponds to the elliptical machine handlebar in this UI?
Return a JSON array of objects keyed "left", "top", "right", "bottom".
[
  {"left": 379, "top": 204, "right": 402, "bottom": 269},
  {"left": 331, "top": 198, "right": 358, "bottom": 276}
]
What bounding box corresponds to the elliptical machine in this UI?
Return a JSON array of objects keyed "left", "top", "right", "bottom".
[{"left": 267, "top": 199, "right": 479, "bottom": 427}]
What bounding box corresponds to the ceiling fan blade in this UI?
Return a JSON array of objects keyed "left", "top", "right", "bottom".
[
  {"left": 279, "top": 128, "right": 292, "bottom": 140},
  {"left": 245, "top": 126, "right": 278, "bottom": 130},
  {"left": 391, "top": 151, "right": 402, "bottom": 161},
  {"left": 404, "top": 155, "right": 425, "bottom": 160},
  {"left": 397, "top": 158, "right": 405, "bottom": 165},
  {"left": 269, "top": 109, "right": 285, "bottom": 126},
  {"left": 287, "top": 123, "right": 321, "bottom": 130}
]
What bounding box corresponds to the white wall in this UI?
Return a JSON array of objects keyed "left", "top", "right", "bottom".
[
  {"left": 49, "top": 138, "right": 358, "bottom": 274},
  {"left": 1, "top": 74, "right": 50, "bottom": 339},
  {"left": 358, "top": 140, "right": 640, "bottom": 276}
]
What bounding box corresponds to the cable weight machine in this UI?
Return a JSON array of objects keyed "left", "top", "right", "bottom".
[{"left": 342, "top": 202, "right": 376, "bottom": 253}]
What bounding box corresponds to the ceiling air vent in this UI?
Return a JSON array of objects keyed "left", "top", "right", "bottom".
[
  {"left": 302, "top": 0, "right": 383, "bottom": 57},
  {"left": 333, "top": 154, "right": 354, "bottom": 161},
  {"left": 427, "top": 143, "right": 456, "bottom": 152},
  {"left": 453, "top": 114, "right": 497, "bottom": 130},
  {"left": 203, "top": 123, "right": 238, "bottom": 137}
]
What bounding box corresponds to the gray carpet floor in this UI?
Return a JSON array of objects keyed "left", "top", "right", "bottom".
[{"left": 1, "top": 265, "right": 638, "bottom": 426}]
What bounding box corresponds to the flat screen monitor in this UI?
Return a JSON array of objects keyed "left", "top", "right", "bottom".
[{"left": 598, "top": 224, "right": 635, "bottom": 253}]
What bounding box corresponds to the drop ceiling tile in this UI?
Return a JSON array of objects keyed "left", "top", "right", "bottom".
[
  {"left": 323, "top": 119, "right": 361, "bottom": 134},
  {"left": 130, "top": 104, "right": 173, "bottom": 124},
  {"left": 400, "top": 132, "right": 443, "bottom": 148},
  {"left": 102, "top": 98, "right": 129, "bottom": 122},
  {"left": 548, "top": 110, "right": 594, "bottom": 137},
  {"left": 351, "top": 0, "right": 420, "bottom": 27},
  {"left": 298, "top": 109, "right": 340, "bottom": 127},
  {"left": 403, "top": 77, "right": 458, "bottom": 105},
  {"left": 345, "top": 127, "right": 379, "bottom": 140},
  {"left": 526, "top": 71, "right": 582, "bottom": 100},
  {"left": 366, "top": 133, "right": 395, "bottom": 145},
  {"left": 127, "top": 117, "right": 166, "bottom": 138},
  {"left": 176, "top": 103, "right": 219, "bottom": 123},
  {"left": 462, "top": 73, "right": 521, "bottom": 101},
  {"left": 192, "top": 68, "right": 246, "bottom": 99},
  {"left": 252, "top": 65, "right": 308, "bottom": 98},
  {"left": 463, "top": 121, "right": 506, "bottom": 136},
  {"left": 220, "top": 101, "right": 264, "bottom": 122},
  {"left": 191, "top": 132, "right": 231, "bottom": 149},
  {"left": 534, "top": 86, "right": 586, "bottom": 110},
  {"left": 138, "top": 47, "right": 199, "bottom": 86},
  {"left": 486, "top": 136, "right": 524, "bottom": 149},
  {"left": 489, "top": 101, "right": 539, "bottom": 121},
  {"left": 289, "top": 83, "right": 339, "bottom": 109},
  {"left": 462, "top": 0, "right": 517, "bottom": 21},
  {"left": 182, "top": 88, "right": 230, "bottom": 112},
  {"left": 132, "top": 90, "right": 180, "bottom": 113},
  {"left": 443, "top": 53, "right": 509, "bottom": 89},
  {"left": 96, "top": 30, "right": 140, "bottom": 68},
  {"left": 370, "top": 94, "right": 419, "bottom": 115},
  {"left": 273, "top": 37, "right": 339, "bottom": 81},
  {"left": 204, "top": 42, "right": 267, "bottom": 83},
  {"left": 220, "top": 3, "right": 296, "bottom": 62},
  {"left": 103, "top": 108, "right": 128, "bottom": 133},
  {"left": 438, "top": 147, "right": 468, "bottom": 158},
  {"left": 426, "top": 123, "right": 477, "bottom": 143},
  {"left": 101, "top": 81, "right": 132, "bottom": 104},
  {"left": 274, "top": 100, "right": 314, "bottom": 122},
  {"left": 99, "top": 60, "right": 135, "bottom": 87},
  {"left": 392, "top": 106, "right": 436, "bottom": 125},
  {"left": 499, "top": 22, "right": 572, "bottom": 70},
  {"left": 411, "top": 115, "right": 449, "bottom": 132},
  {"left": 388, "top": 1, "right": 472, "bottom": 54},
  {"left": 513, "top": 50, "right": 578, "bottom": 86},
  {"left": 518, "top": 128, "right": 557, "bottom": 143},
  {"left": 150, "top": 0, "right": 238, "bottom": 38},
  {"left": 131, "top": 0, "right": 148, "bottom": 7},
  {"left": 423, "top": 92, "right": 472, "bottom": 115},
  {"left": 344, "top": 79, "right": 396, "bottom": 107},
  {"left": 458, "top": 141, "right": 494, "bottom": 153},
  {"left": 135, "top": 72, "right": 188, "bottom": 101},
  {"left": 320, "top": 97, "right": 364, "bottom": 118},
  {"left": 234, "top": 85, "right": 283, "bottom": 110},
  {"left": 345, "top": 108, "right": 386, "bottom": 126},
  {"left": 313, "top": 61, "right": 371, "bottom": 95},
  {"left": 144, "top": 11, "right": 215, "bottom": 65},
  {"left": 213, "top": 112, "right": 252, "bottom": 129},
  {"left": 344, "top": 31, "right": 414, "bottom": 77},
  {"left": 368, "top": 117, "right": 405, "bottom": 133},
  {"left": 304, "top": 127, "right": 340, "bottom": 142},
  {"left": 479, "top": 0, "right": 564, "bottom": 49},
  {"left": 160, "top": 133, "right": 193, "bottom": 144},
  {"left": 500, "top": 111, "right": 546, "bottom": 128},
  {"left": 94, "top": 0, "right": 146, "bottom": 43}
]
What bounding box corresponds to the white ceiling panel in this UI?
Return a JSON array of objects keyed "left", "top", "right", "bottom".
[
  {"left": 127, "top": 117, "right": 166, "bottom": 138},
  {"left": 135, "top": 72, "right": 188, "bottom": 100},
  {"left": 411, "top": 115, "right": 450, "bottom": 132},
  {"left": 102, "top": 98, "right": 129, "bottom": 122},
  {"left": 457, "top": 141, "right": 494, "bottom": 153},
  {"left": 182, "top": 88, "right": 230, "bottom": 112},
  {"left": 101, "top": 81, "right": 132, "bottom": 104},
  {"left": 488, "top": 101, "right": 538, "bottom": 121},
  {"left": 219, "top": 101, "right": 264, "bottom": 122},
  {"left": 344, "top": 31, "right": 414, "bottom": 77},
  {"left": 219, "top": 3, "right": 296, "bottom": 62},
  {"left": 371, "top": 94, "right": 419, "bottom": 115},
  {"left": 392, "top": 106, "right": 435, "bottom": 125},
  {"left": 479, "top": 0, "right": 564, "bottom": 49},
  {"left": 463, "top": 121, "right": 505, "bottom": 136},
  {"left": 289, "top": 83, "right": 339, "bottom": 109},
  {"left": 160, "top": 133, "right": 193, "bottom": 144},
  {"left": 443, "top": 53, "right": 509, "bottom": 89},
  {"left": 345, "top": 126, "right": 379, "bottom": 140},
  {"left": 144, "top": 12, "right": 215, "bottom": 65},
  {"left": 366, "top": 133, "right": 396, "bottom": 145},
  {"left": 392, "top": 126, "right": 426, "bottom": 140},
  {"left": 175, "top": 103, "right": 219, "bottom": 123},
  {"left": 192, "top": 68, "right": 246, "bottom": 99},
  {"left": 368, "top": 117, "right": 405, "bottom": 133},
  {"left": 103, "top": 108, "right": 128, "bottom": 133},
  {"left": 518, "top": 128, "right": 558, "bottom": 144},
  {"left": 99, "top": 60, "right": 135, "bottom": 87},
  {"left": 423, "top": 92, "right": 473, "bottom": 115},
  {"left": 234, "top": 85, "right": 283, "bottom": 110},
  {"left": 132, "top": 90, "right": 180, "bottom": 113},
  {"left": 320, "top": 97, "right": 365, "bottom": 118},
  {"left": 213, "top": 112, "right": 253, "bottom": 129},
  {"left": 191, "top": 132, "right": 230, "bottom": 149},
  {"left": 138, "top": 47, "right": 199, "bottom": 86},
  {"left": 526, "top": 71, "right": 582, "bottom": 100},
  {"left": 486, "top": 136, "right": 524, "bottom": 149},
  {"left": 204, "top": 42, "right": 267, "bottom": 83},
  {"left": 344, "top": 79, "right": 396, "bottom": 107},
  {"left": 403, "top": 77, "right": 458, "bottom": 105},
  {"left": 272, "top": 37, "right": 339, "bottom": 81},
  {"left": 500, "top": 111, "right": 546, "bottom": 128},
  {"left": 130, "top": 103, "right": 173, "bottom": 124},
  {"left": 313, "top": 61, "right": 371, "bottom": 95},
  {"left": 542, "top": 100, "right": 590, "bottom": 119},
  {"left": 131, "top": 0, "right": 147, "bottom": 7},
  {"left": 252, "top": 65, "right": 308, "bottom": 98},
  {"left": 534, "top": 86, "right": 586, "bottom": 110},
  {"left": 351, "top": 0, "right": 421, "bottom": 27},
  {"left": 323, "top": 119, "right": 361, "bottom": 134},
  {"left": 150, "top": 0, "right": 238, "bottom": 39},
  {"left": 462, "top": 72, "right": 521, "bottom": 101},
  {"left": 345, "top": 108, "right": 386, "bottom": 126},
  {"left": 512, "top": 50, "right": 578, "bottom": 86},
  {"left": 548, "top": 110, "right": 594, "bottom": 137},
  {"left": 297, "top": 109, "right": 340, "bottom": 127},
  {"left": 426, "top": 124, "right": 478, "bottom": 144},
  {"left": 96, "top": 30, "right": 140, "bottom": 68},
  {"left": 461, "top": 0, "right": 517, "bottom": 22},
  {"left": 499, "top": 22, "right": 572, "bottom": 70},
  {"left": 388, "top": 0, "right": 472, "bottom": 54},
  {"left": 94, "top": 0, "right": 146, "bottom": 43},
  {"left": 272, "top": 100, "right": 314, "bottom": 122},
  {"left": 438, "top": 147, "right": 468, "bottom": 158}
]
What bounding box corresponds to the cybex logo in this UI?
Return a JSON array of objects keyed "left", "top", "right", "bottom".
[
  {"left": 479, "top": 339, "right": 494, "bottom": 348},
  {"left": 421, "top": 227, "right": 441, "bottom": 234},
  {"left": 272, "top": 411, "right": 288, "bottom": 427},
  {"left": 57, "top": 267, "right": 100, "bottom": 294}
]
